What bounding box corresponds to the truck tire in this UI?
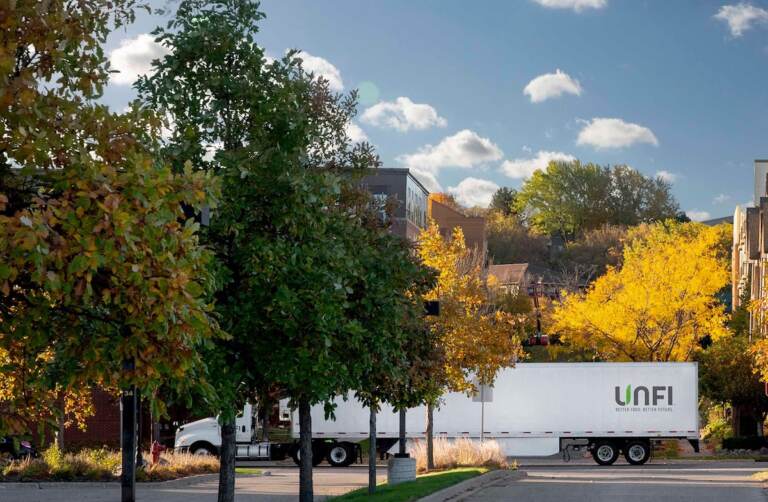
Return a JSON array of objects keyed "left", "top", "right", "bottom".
[
  {"left": 591, "top": 441, "right": 619, "bottom": 466},
  {"left": 292, "top": 446, "right": 323, "bottom": 467},
  {"left": 327, "top": 443, "right": 351, "bottom": 467},
  {"left": 623, "top": 440, "right": 650, "bottom": 465},
  {"left": 190, "top": 441, "right": 218, "bottom": 457}
]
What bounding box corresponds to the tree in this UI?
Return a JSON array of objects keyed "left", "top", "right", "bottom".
[
  {"left": 556, "top": 224, "right": 627, "bottom": 284},
  {"left": 349, "top": 227, "right": 436, "bottom": 494},
  {"left": 700, "top": 333, "right": 768, "bottom": 437},
  {"left": 485, "top": 211, "right": 549, "bottom": 266},
  {"left": 489, "top": 187, "right": 518, "bottom": 217},
  {"left": 515, "top": 161, "right": 680, "bottom": 241},
  {"left": 0, "top": 3, "right": 217, "bottom": 500},
  {"left": 553, "top": 222, "right": 729, "bottom": 361},
  {"left": 137, "top": 2, "right": 428, "bottom": 500},
  {"left": 417, "top": 222, "right": 523, "bottom": 468}
]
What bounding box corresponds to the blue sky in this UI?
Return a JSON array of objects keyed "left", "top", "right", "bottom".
[{"left": 100, "top": 0, "right": 768, "bottom": 220}]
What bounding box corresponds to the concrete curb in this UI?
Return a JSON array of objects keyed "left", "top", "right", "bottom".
[
  {"left": 0, "top": 471, "right": 269, "bottom": 490},
  {"left": 417, "top": 469, "right": 525, "bottom": 502}
]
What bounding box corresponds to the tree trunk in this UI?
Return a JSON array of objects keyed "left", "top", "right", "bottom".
[
  {"left": 260, "top": 395, "right": 271, "bottom": 442},
  {"left": 398, "top": 408, "right": 407, "bottom": 456},
  {"left": 299, "top": 397, "right": 313, "bottom": 502},
  {"left": 368, "top": 404, "right": 377, "bottom": 495},
  {"left": 55, "top": 411, "right": 65, "bottom": 451},
  {"left": 217, "top": 416, "right": 236, "bottom": 502},
  {"left": 426, "top": 402, "right": 435, "bottom": 471}
]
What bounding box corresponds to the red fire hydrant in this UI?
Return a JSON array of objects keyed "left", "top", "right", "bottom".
[{"left": 151, "top": 441, "right": 166, "bottom": 465}]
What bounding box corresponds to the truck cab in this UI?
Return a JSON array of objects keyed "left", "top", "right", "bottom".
[{"left": 174, "top": 402, "right": 359, "bottom": 466}]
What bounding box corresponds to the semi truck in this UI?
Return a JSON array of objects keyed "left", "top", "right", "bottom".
[{"left": 174, "top": 362, "right": 699, "bottom": 466}]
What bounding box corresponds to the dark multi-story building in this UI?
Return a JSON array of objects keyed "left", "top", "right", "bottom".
[{"left": 361, "top": 168, "right": 429, "bottom": 241}]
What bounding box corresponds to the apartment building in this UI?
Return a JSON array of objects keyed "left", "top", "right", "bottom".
[
  {"left": 360, "top": 168, "right": 429, "bottom": 241},
  {"left": 732, "top": 160, "right": 768, "bottom": 337}
]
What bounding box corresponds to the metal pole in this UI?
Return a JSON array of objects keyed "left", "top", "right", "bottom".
[
  {"left": 121, "top": 359, "right": 137, "bottom": 502},
  {"left": 480, "top": 385, "right": 485, "bottom": 444}
]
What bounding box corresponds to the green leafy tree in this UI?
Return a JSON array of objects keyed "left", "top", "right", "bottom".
[
  {"left": 515, "top": 161, "right": 680, "bottom": 240},
  {"left": 700, "top": 289, "right": 768, "bottom": 437},
  {"left": 138, "top": 2, "right": 429, "bottom": 500},
  {"left": 486, "top": 211, "right": 549, "bottom": 266},
  {"left": 489, "top": 187, "right": 518, "bottom": 217}
]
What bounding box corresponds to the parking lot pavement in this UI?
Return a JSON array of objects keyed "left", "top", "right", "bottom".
[
  {"left": 464, "top": 460, "right": 767, "bottom": 502},
  {"left": 0, "top": 465, "right": 384, "bottom": 502}
]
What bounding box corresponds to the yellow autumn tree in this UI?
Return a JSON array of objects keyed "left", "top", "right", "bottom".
[
  {"left": 553, "top": 221, "right": 730, "bottom": 361},
  {"left": 418, "top": 222, "right": 523, "bottom": 388},
  {"left": 417, "top": 221, "right": 523, "bottom": 469}
]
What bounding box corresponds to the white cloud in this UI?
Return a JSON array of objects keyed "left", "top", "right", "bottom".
[
  {"left": 361, "top": 97, "right": 447, "bottom": 132},
  {"left": 500, "top": 150, "right": 576, "bottom": 179},
  {"left": 714, "top": 3, "right": 768, "bottom": 37},
  {"left": 576, "top": 117, "right": 659, "bottom": 149},
  {"left": 532, "top": 0, "right": 607, "bottom": 12},
  {"left": 655, "top": 170, "right": 678, "bottom": 183},
  {"left": 294, "top": 51, "right": 343, "bottom": 91},
  {"left": 398, "top": 130, "right": 503, "bottom": 194},
  {"left": 410, "top": 167, "right": 443, "bottom": 193},
  {"left": 448, "top": 177, "right": 500, "bottom": 208},
  {"left": 523, "top": 69, "right": 583, "bottom": 103},
  {"left": 345, "top": 122, "right": 368, "bottom": 143},
  {"left": 398, "top": 129, "right": 503, "bottom": 171},
  {"left": 714, "top": 193, "right": 731, "bottom": 204},
  {"left": 108, "top": 34, "right": 169, "bottom": 85},
  {"left": 687, "top": 210, "right": 711, "bottom": 222}
]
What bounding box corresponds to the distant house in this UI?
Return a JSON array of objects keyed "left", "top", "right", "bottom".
[
  {"left": 488, "top": 263, "right": 530, "bottom": 295},
  {"left": 489, "top": 262, "right": 585, "bottom": 300}
]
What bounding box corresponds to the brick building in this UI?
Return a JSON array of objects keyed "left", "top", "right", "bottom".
[{"left": 732, "top": 159, "right": 768, "bottom": 337}]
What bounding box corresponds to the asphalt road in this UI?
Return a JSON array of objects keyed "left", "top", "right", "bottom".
[
  {"left": 2, "top": 459, "right": 765, "bottom": 501},
  {"left": 465, "top": 460, "right": 768, "bottom": 502}
]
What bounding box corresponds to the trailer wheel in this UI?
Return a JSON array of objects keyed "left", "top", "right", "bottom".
[
  {"left": 327, "top": 443, "right": 350, "bottom": 467},
  {"left": 623, "top": 441, "right": 650, "bottom": 465},
  {"left": 591, "top": 441, "right": 619, "bottom": 466}
]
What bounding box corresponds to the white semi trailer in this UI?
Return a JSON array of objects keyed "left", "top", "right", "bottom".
[{"left": 174, "top": 362, "right": 699, "bottom": 466}]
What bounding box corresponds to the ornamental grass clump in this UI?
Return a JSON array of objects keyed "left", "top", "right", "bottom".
[
  {"left": 410, "top": 437, "right": 508, "bottom": 473},
  {"left": 1, "top": 446, "right": 218, "bottom": 481}
]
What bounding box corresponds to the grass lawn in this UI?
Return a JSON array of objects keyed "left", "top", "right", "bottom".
[
  {"left": 235, "top": 467, "right": 263, "bottom": 475},
  {"left": 331, "top": 467, "right": 489, "bottom": 501}
]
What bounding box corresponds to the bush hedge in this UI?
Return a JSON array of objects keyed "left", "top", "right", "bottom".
[{"left": 721, "top": 436, "right": 768, "bottom": 451}]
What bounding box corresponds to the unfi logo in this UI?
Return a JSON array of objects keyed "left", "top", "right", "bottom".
[{"left": 614, "top": 385, "right": 673, "bottom": 407}]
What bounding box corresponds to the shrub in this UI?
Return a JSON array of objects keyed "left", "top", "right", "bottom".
[
  {"left": 409, "top": 437, "right": 507, "bottom": 473},
  {"left": 701, "top": 415, "right": 733, "bottom": 448},
  {"left": 653, "top": 440, "right": 680, "bottom": 459},
  {"left": 722, "top": 436, "right": 768, "bottom": 451}
]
